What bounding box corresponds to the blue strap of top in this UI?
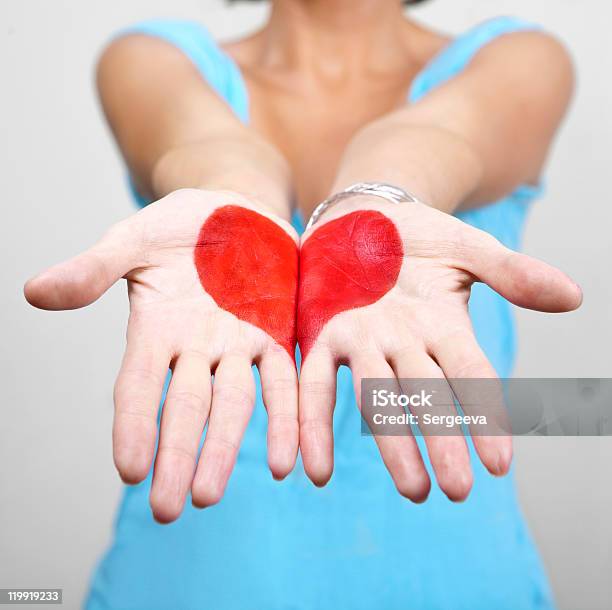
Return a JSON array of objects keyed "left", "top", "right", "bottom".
[{"left": 409, "top": 16, "right": 541, "bottom": 102}]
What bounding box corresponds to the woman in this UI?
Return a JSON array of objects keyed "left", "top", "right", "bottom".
[{"left": 25, "top": 1, "right": 582, "bottom": 608}]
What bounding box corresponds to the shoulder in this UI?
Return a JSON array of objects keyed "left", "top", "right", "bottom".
[
  {"left": 95, "top": 34, "right": 193, "bottom": 113},
  {"left": 408, "top": 17, "right": 574, "bottom": 105},
  {"left": 97, "top": 19, "right": 222, "bottom": 79},
  {"left": 467, "top": 25, "right": 574, "bottom": 92},
  {"left": 97, "top": 22, "right": 196, "bottom": 79}
]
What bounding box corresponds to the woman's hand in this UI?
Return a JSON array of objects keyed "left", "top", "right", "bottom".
[
  {"left": 297, "top": 197, "right": 582, "bottom": 502},
  {"left": 25, "top": 188, "right": 299, "bottom": 522}
]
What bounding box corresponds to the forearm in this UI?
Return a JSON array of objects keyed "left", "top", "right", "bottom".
[
  {"left": 331, "top": 118, "right": 483, "bottom": 214},
  {"left": 151, "top": 130, "right": 293, "bottom": 219},
  {"left": 331, "top": 32, "right": 574, "bottom": 214}
]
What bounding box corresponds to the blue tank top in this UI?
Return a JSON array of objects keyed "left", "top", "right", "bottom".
[{"left": 86, "top": 17, "right": 555, "bottom": 610}]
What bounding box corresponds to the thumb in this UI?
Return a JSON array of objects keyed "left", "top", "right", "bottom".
[
  {"left": 24, "top": 219, "right": 143, "bottom": 311},
  {"left": 465, "top": 231, "right": 583, "bottom": 313}
]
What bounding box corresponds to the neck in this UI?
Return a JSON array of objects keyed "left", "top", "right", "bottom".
[{"left": 259, "top": 0, "right": 416, "bottom": 79}]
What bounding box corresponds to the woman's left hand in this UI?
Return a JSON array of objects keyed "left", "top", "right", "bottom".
[
  {"left": 297, "top": 197, "right": 582, "bottom": 502},
  {"left": 25, "top": 188, "right": 299, "bottom": 522}
]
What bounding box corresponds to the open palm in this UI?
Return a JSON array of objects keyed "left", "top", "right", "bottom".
[
  {"left": 25, "top": 188, "right": 299, "bottom": 522},
  {"left": 297, "top": 197, "right": 582, "bottom": 502}
]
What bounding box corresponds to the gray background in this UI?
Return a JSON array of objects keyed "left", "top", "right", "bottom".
[{"left": 1, "top": 1, "right": 610, "bottom": 608}]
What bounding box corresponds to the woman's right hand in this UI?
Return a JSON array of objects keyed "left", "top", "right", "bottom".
[
  {"left": 25, "top": 188, "right": 300, "bottom": 523},
  {"left": 297, "top": 197, "right": 582, "bottom": 502}
]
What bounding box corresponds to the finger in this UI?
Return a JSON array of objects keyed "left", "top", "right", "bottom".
[
  {"left": 192, "top": 353, "right": 255, "bottom": 508},
  {"left": 389, "top": 349, "right": 473, "bottom": 502},
  {"left": 150, "top": 351, "right": 212, "bottom": 523},
  {"left": 24, "top": 219, "right": 142, "bottom": 311},
  {"left": 113, "top": 321, "right": 170, "bottom": 485},
  {"left": 258, "top": 347, "right": 299, "bottom": 480},
  {"left": 431, "top": 327, "right": 513, "bottom": 477},
  {"left": 351, "top": 353, "right": 431, "bottom": 503},
  {"left": 298, "top": 346, "right": 337, "bottom": 487},
  {"left": 464, "top": 230, "right": 582, "bottom": 313}
]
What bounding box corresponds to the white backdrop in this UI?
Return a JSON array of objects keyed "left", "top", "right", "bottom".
[{"left": 1, "top": 1, "right": 610, "bottom": 609}]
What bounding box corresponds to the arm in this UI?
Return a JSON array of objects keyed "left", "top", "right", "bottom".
[
  {"left": 297, "top": 32, "right": 581, "bottom": 501},
  {"left": 332, "top": 31, "right": 574, "bottom": 212},
  {"left": 97, "top": 33, "right": 292, "bottom": 218},
  {"left": 26, "top": 34, "right": 301, "bottom": 523}
]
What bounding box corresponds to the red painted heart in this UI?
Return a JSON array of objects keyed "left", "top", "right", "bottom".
[
  {"left": 298, "top": 210, "right": 404, "bottom": 360},
  {"left": 194, "top": 205, "right": 298, "bottom": 358}
]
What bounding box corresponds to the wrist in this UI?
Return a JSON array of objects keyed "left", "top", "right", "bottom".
[
  {"left": 196, "top": 170, "right": 291, "bottom": 219},
  {"left": 305, "top": 194, "right": 399, "bottom": 232},
  {"left": 151, "top": 144, "right": 292, "bottom": 220},
  {"left": 188, "top": 188, "right": 298, "bottom": 241},
  {"left": 333, "top": 121, "right": 483, "bottom": 214},
  {"left": 333, "top": 194, "right": 398, "bottom": 214},
  {"left": 306, "top": 182, "right": 425, "bottom": 230}
]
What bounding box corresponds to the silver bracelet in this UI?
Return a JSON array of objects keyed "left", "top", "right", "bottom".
[{"left": 306, "top": 182, "right": 423, "bottom": 229}]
